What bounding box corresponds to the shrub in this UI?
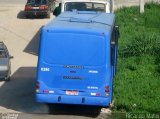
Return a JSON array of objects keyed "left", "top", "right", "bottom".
[{"left": 119, "top": 33, "right": 160, "bottom": 57}]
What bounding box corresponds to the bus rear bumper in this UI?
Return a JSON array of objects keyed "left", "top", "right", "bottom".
[{"left": 36, "top": 94, "right": 111, "bottom": 107}]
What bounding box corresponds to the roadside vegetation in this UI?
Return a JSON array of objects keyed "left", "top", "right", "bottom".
[{"left": 113, "top": 3, "right": 160, "bottom": 113}]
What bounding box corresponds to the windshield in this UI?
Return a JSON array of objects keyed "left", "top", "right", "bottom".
[
  {"left": 0, "top": 50, "right": 7, "bottom": 58},
  {"left": 65, "top": 2, "right": 105, "bottom": 12},
  {"left": 27, "top": 0, "right": 47, "bottom": 5}
]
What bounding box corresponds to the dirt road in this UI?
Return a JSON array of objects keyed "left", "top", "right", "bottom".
[{"left": 0, "top": 4, "right": 52, "bottom": 114}]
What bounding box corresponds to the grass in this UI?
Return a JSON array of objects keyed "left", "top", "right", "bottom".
[{"left": 113, "top": 3, "right": 160, "bottom": 113}]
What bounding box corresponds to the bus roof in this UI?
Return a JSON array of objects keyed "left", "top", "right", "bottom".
[{"left": 44, "top": 12, "right": 115, "bottom": 35}]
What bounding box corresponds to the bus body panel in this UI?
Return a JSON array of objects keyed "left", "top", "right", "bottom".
[{"left": 37, "top": 94, "right": 110, "bottom": 106}]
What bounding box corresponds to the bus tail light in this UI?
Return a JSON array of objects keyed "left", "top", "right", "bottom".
[
  {"left": 105, "top": 86, "right": 110, "bottom": 93},
  {"left": 36, "top": 81, "right": 40, "bottom": 89},
  {"left": 43, "top": 90, "right": 49, "bottom": 93}
]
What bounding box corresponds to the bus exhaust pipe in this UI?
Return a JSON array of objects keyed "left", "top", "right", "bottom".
[
  {"left": 58, "top": 96, "right": 61, "bottom": 102},
  {"left": 82, "top": 97, "right": 85, "bottom": 103}
]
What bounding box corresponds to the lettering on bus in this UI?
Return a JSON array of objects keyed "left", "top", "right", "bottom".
[
  {"left": 88, "top": 70, "right": 99, "bottom": 74},
  {"left": 87, "top": 86, "right": 99, "bottom": 90},
  {"left": 64, "top": 65, "right": 84, "bottom": 69},
  {"left": 41, "top": 68, "right": 50, "bottom": 72}
]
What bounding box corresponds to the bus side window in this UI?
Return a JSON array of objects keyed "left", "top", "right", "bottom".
[
  {"left": 111, "top": 26, "right": 115, "bottom": 66},
  {"left": 115, "top": 25, "right": 120, "bottom": 40},
  {"left": 111, "top": 25, "right": 119, "bottom": 65}
]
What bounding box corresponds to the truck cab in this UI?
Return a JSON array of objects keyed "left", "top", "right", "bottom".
[{"left": 61, "top": 0, "right": 113, "bottom": 13}]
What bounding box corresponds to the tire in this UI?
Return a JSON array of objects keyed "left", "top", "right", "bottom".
[
  {"left": 50, "top": 7, "right": 54, "bottom": 13},
  {"left": 47, "top": 12, "right": 51, "bottom": 18},
  {"left": 5, "top": 76, "right": 10, "bottom": 82},
  {"left": 109, "top": 101, "right": 114, "bottom": 110},
  {"left": 48, "top": 104, "right": 58, "bottom": 114},
  {"left": 25, "top": 14, "right": 30, "bottom": 18}
]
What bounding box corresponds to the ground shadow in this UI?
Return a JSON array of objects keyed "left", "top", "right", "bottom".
[
  {"left": 0, "top": 67, "right": 48, "bottom": 114},
  {"left": 23, "top": 27, "right": 42, "bottom": 56},
  {"left": 155, "top": 56, "right": 160, "bottom": 74},
  {"left": 17, "top": 10, "right": 26, "bottom": 19},
  {"left": 0, "top": 67, "right": 102, "bottom": 117},
  {"left": 17, "top": 10, "right": 50, "bottom": 19},
  {"left": 48, "top": 104, "right": 101, "bottom": 118}
]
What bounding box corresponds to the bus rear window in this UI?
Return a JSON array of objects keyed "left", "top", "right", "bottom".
[{"left": 44, "top": 33, "right": 105, "bottom": 66}]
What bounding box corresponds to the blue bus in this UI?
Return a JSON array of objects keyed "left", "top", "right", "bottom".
[{"left": 36, "top": 11, "right": 119, "bottom": 107}]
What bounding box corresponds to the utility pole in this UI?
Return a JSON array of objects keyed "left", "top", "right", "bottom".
[
  {"left": 111, "top": 0, "right": 115, "bottom": 13},
  {"left": 140, "top": 0, "right": 144, "bottom": 13}
]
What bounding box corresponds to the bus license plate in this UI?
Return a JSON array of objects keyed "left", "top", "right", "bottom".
[
  {"left": 66, "top": 90, "right": 78, "bottom": 95},
  {"left": 33, "top": 7, "right": 39, "bottom": 9}
]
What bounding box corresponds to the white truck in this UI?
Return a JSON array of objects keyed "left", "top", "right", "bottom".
[
  {"left": 61, "top": 0, "right": 113, "bottom": 13},
  {"left": 53, "top": 0, "right": 113, "bottom": 16}
]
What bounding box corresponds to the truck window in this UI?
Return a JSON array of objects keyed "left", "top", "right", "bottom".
[
  {"left": 27, "top": 0, "right": 47, "bottom": 5},
  {"left": 0, "top": 50, "right": 7, "bottom": 58},
  {"left": 65, "top": 2, "right": 105, "bottom": 12}
]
